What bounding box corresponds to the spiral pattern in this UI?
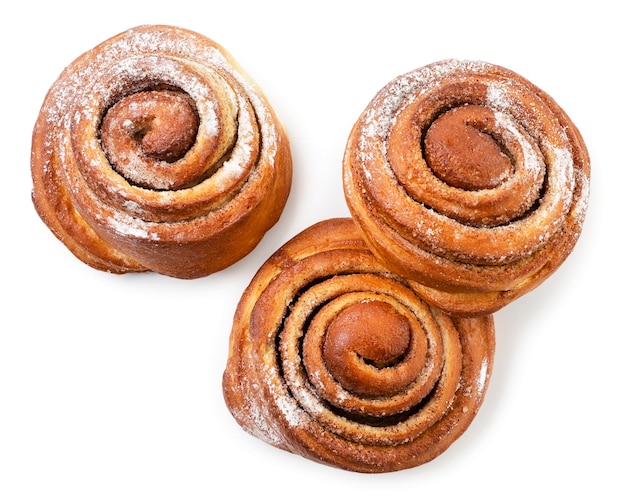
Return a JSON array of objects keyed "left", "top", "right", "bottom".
[
  {"left": 31, "top": 25, "right": 292, "bottom": 278},
  {"left": 343, "top": 59, "right": 590, "bottom": 315},
  {"left": 222, "top": 218, "right": 495, "bottom": 473}
]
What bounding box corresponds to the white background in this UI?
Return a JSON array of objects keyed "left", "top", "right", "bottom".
[{"left": 1, "top": 1, "right": 623, "bottom": 496}]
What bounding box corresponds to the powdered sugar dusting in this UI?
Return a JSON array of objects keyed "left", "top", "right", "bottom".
[
  {"left": 493, "top": 110, "right": 542, "bottom": 178},
  {"left": 107, "top": 212, "right": 158, "bottom": 240},
  {"left": 572, "top": 169, "right": 591, "bottom": 227},
  {"left": 214, "top": 94, "right": 255, "bottom": 185},
  {"left": 486, "top": 80, "right": 516, "bottom": 113},
  {"left": 548, "top": 143, "right": 575, "bottom": 196},
  {"left": 357, "top": 60, "right": 491, "bottom": 165},
  {"left": 262, "top": 362, "right": 307, "bottom": 430}
]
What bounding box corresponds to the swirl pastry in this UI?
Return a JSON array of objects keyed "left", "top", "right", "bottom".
[
  {"left": 343, "top": 60, "right": 590, "bottom": 316},
  {"left": 222, "top": 218, "right": 495, "bottom": 473},
  {"left": 31, "top": 25, "right": 292, "bottom": 279}
]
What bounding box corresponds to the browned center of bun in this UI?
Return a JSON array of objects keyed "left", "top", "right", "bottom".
[
  {"left": 101, "top": 89, "right": 200, "bottom": 189},
  {"left": 323, "top": 300, "right": 414, "bottom": 397},
  {"left": 424, "top": 105, "right": 514, "bottom": 191}
]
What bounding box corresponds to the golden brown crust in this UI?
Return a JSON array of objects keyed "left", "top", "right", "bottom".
[
  {"left": 31, "top": 25, "right": 292, "bottom": 278},
  {"left": 222, "top": 218, "right": 495, "bottom": 473},
  {"left": 343, "top": 59, "right": 590, "bottom": 316}
]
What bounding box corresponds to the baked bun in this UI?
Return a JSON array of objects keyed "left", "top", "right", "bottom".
[
  {"left": 343, "top": 59, "right": 590, "bottom": 315},
  {"left": 222, "top": 218, "right": 495, "bottom": 473},
  {"left": 31, "top": 25, "right": 292, "bottom": 279}
]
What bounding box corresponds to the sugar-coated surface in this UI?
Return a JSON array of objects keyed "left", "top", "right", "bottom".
[
  {"left": 346, "top": 57, "right": 588, "bottom": 289},
  {"left": 31, "top": 24, "right": 290, "bottom": 275}
]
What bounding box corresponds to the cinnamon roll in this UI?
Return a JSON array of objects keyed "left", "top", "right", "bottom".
[
  {"left": 222, "top": 218, "right": 495, "bottom": 473},
  {"left": 31, "top": 25, "right": 292, "bottom": 278},
  {"left": 343, "top": 60, "right": 590, "bottom": 316}
]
